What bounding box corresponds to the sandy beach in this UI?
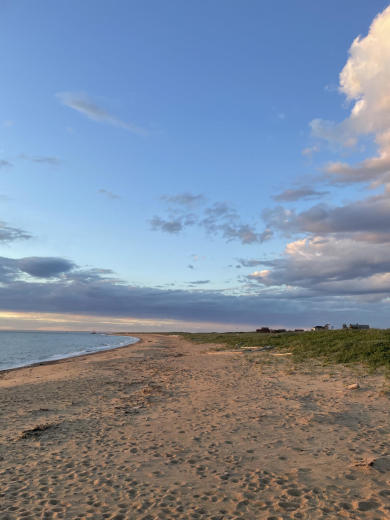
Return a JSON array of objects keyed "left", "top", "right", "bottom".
[{"left": 0, "top": 333, "right": 389, "bottom": 519}]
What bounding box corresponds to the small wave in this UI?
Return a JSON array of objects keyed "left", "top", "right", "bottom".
[{"left": 0, "top": 335, "right": 139, "bottom": 372}]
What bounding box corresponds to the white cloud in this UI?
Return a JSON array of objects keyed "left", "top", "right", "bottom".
[
  {"left": 258, "top": 7, "right": 390, "bottom": 305},
  {"left": 311, "top": 6, "right": 390, "bottom": 185}
]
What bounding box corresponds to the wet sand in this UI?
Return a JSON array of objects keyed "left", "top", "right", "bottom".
[{"left": 0, "top": 333, "right": 389, "bottom": 519}]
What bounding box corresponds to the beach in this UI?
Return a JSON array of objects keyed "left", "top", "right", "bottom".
[{"left": 0, "top": 333, "right": 389, "bottom": 519}]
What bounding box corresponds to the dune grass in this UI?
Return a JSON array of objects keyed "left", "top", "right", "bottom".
[{"left": 180, "top": 329, "right": 390, "bottom": 371}]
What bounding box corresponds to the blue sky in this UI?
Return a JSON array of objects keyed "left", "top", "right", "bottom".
[{"left": 1, "top": 1, "right": 390, "bottom": 330}]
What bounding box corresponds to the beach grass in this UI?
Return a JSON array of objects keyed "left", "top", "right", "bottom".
[{"left": 180, "top": 329, "right": 390, "bottom": 371}]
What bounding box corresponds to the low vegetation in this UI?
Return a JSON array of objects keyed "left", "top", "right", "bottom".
[{"left": 180, "top": 329, "right": 390, "bottom": 371}]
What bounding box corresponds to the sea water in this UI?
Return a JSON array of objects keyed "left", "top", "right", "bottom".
[{"left": 0, "top": 331, "right": 138, "bottom": 371}]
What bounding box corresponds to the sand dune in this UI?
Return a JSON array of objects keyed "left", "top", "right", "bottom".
[{"left": 0, "top": 334, "right": 389, "bottom": 519}]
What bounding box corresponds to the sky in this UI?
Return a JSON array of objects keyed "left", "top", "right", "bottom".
[{"left": 1, "top": 0, "right": 390, "bottom": 331}]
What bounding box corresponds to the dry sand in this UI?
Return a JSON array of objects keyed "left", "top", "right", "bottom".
[{"left": 0, "top": 333, "right": 389, "bottom": 519}]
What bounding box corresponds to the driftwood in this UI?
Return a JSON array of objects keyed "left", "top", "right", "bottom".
[{"left": 19, "top": 422, "right": 58, "bottom": 439}]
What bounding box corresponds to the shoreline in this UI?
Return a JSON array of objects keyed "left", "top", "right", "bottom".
[
  {"left": 0, "top": 333, "right": 140, "bottom": 375},
  {"left": 0, "top": 333, "right": 389, "bottom": 519}
]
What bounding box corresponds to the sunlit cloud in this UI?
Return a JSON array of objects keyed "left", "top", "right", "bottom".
[
  {"left": 311, "top": 6, "right": 390, "bottom": 186},
  {"left": 0, "top": 311, "right": 253, "bottom": 333}
]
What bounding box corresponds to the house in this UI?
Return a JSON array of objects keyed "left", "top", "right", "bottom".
[
  {"left": 312, "top": 324, "right": 330, "bottom": 331},
  {"left": 349, "top": 323, "right": 370, "bottom": 330}
]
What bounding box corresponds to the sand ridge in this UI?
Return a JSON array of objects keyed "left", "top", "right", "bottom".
[{"left": 0, "top": 333, "right": 389, "bottom": 519}]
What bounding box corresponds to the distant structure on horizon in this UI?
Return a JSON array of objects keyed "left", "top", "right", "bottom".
[
  {"left": 255, "top": 323, "right": 370, "bottom": 333},
  {"left": 312, "top": 324, "right": 330, "bottom": 331},
  {"left": 256, "top": 327, "right": 288, "bottom": 333},
  {"left": 343, "top": 323, "right": 370, "bottom": 330}
]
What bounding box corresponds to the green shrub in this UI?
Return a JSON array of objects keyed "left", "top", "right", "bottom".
[{"left": 180, "top": 329, "right": 390, "bottom": 370}]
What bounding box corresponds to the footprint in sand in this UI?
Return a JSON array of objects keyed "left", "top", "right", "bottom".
[{"left": 357, "top": 499, "right": 380, "bottom": 511}]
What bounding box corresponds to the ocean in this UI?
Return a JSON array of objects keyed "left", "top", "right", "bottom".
[{"left": 0, "top": 331, "right": 139, "bottom": 371}]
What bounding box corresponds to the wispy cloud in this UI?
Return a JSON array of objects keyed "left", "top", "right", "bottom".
[
  {"left": 161, "top": 193, "right": 206, "bottom": 206},
  {"left": 301, "top": 145, "right": 319, "bottom": 157},
  {"left": 98, "top": 189, "right": 120, "bottom": 200},
  {"left": 151, "top": 216, "right": 190, "bottom": 234},
  {"left": 19, "top": 154, "right": 61, "bottom": 166},
  {"left": 273, "top": 187, "right": 329, "bottom": 202},
  {"left": 151, "top": 194, "right": 271, "bottom": 245},
  {"left": 237, "top": 258, "right": 265, "bottom": 267},
  {"left": 0, "top": 160, "right": 12, "bottom": 169},
  {"left": 201, "top": 201, "right": 273, "bottom": 244},
  {"left": 56, "top": 92, "right": 148, "bottom": 136},
  {"left": 0, "top": 222, "right": 31, "bottom": 242}
]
